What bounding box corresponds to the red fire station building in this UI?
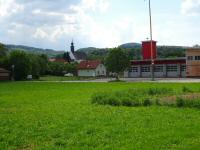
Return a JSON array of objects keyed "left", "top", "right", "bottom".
[{"left": 125, "top": 40, "right": 187, "bottom": 78}]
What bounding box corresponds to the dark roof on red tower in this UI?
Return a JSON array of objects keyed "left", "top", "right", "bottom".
[{"left": 78, "top": 60, "right": 102, "bottom": 70}]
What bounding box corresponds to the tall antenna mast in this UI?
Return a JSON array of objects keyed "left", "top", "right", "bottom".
[{"left": 148, "top": 0, "right": 155, "bottom": 81}]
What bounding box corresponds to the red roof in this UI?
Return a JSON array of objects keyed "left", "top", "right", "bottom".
[
  {"left": 49, "top": 58, "right": 68, "bottom": 64},
  {"left": 78, "top": 60, "right": 102, "bottom": 70}
]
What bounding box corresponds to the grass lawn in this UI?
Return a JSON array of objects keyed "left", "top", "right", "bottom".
[
  {"left": 1, "top": 82, "right": 200, "bottom": 149},
  {"left": 38, "top": 76, "right": 97, "bottom": 81}
]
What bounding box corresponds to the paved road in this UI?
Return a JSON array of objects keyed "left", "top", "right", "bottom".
[{"left": 93, "top": 78, "right": 200, "bottom": 83}]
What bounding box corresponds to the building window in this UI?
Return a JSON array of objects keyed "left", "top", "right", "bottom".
[
  {"left": 187, "top": 56, "right": 193, "bottom": 60},
  {"left": 195, "top": 56, "right": 200, "bottom": 60},
  {"left": 142, "top": 66, "right": 150, "bottom": 72},
  {"left": 167, "top": 65, "right": 177, "bottom": 72},
  {"left": 181, "top": 65, "right": 186, "bottom": 72},
  {"left": 154, "top": 65, "right": 163, "bottom": 72},
  {"left": 129, "top": 67, "right": 138, "bottom": 73}
]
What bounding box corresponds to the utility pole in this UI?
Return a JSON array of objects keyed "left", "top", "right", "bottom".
[{"left": 148, "top": 0, "right": 155, "bottom": 81}]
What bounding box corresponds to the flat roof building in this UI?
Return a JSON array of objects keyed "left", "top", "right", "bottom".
[
  {"left": 125, "top": 41, "right": 200, "bottom": 78},
  {"left": 186, "top": 48, "right": 200, "bottom": 77}
]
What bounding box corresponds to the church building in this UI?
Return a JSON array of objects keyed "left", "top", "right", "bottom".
[{"left": 64, "top": 41, "right": 87, "bottom": 63}]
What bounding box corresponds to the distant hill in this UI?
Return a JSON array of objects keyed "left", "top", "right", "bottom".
[
  {"left": 6, "top": 44, "right": 64, "bottom": 58},
  {"left": 5, "top": 43, "right": 189, "bottom": 60},
  {"left": 77, "top": 43, "right": 188, "bottom": 60},
  {"left": 77, "top": 47, "right": 108, "bottom": 60},
  {"left": 119, "top": 43, "right": 141, "bottom": 49},
  {"left": 77, "top": 47, "right": 99, "bottom": 54}
]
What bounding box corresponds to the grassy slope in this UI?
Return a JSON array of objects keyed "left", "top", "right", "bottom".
[{"left": 1, "top": 82, "right": 200, "bottom": 150}]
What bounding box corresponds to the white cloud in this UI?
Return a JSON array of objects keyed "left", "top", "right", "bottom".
[
  {"left": 1, "top": 0, "right": 198, "bottom": 49},
  {"left": 0, "top": 0, "right": 24, "bottom": 17},
  {"left": 0, "top": 0, "right": 114, "bottom": 49},
  {"left": 181, "top": 0, "right": 200, "bottom": 15}
]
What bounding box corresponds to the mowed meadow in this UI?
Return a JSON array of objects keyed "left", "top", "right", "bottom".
[{"left": 1, "top": 82, "right": 200, "bottom": 149}]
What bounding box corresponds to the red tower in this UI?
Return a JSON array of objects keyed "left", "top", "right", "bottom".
[{"left": 142, "top": 40, "right": 157, "bottom": 60}]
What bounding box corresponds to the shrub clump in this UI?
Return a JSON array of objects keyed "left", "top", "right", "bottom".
[
  {"left": 91, "top": 89, "right": 155, "bottom": 107},
  {"left": 147, "top": 87, "right": 173, "bottom": 96},
  {"left": 92, "top": 87, "right": 200, "bottom": 109},
  {"left": 176, "top": 97, "right": 185, "bottom": 107},
  {"left": 176, "top": 97, "right": 200, "bottom": 108},
  {"left": 182, "top": 86, "right": 193, "bottom": 93}
]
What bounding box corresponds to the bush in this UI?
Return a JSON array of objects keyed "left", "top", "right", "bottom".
[
  {"left": 155, "top": 99, "right": 161, "bottom": 106},
  {"left": 91, "top": 89, "right": 153, "bottom": 107},
  {"left": 148, "top": 87, "right": 173, "bottom": 96},
  {"left": 176, "top": 97, "right": 200, "bottom": 109},
  {"left": 182, "top": 86, "right": 193, "bottom": 93},
  {"left": 121, "top": 97, "right": 140, "bottom": 107},
  {"left": 9, "top": 51, "right": 31, "bottom": 80},
  {"left": 176, "top": 97, "right": 185, "bottom": 107},
  {"left": 189, "top": 100, "right": 200, "bottom": 109},
  {"left": 91, "top": 93, "right": 108, "bottom": 105},
  {"left": 143, "top": 99, "right": 152, "bottom": 106},
  {"left": 92, "top": 87, "right": 200, "bottom": 109}
]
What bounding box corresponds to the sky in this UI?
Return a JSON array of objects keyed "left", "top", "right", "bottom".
[{"left": 0, "top": 0, "right": 200, "bottom": 50}]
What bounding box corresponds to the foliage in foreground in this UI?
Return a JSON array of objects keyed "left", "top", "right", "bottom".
[{"left": 92, "top": 86, "right": 200, "bottom": 109}]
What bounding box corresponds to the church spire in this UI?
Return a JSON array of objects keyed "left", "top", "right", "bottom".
[{"left": 71, "top": 39, "right": 75, "bottom": 54}]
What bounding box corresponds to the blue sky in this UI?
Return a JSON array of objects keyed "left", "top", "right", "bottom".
[{"left": 0, "top": 0, "right": 199, "bottom": 50}]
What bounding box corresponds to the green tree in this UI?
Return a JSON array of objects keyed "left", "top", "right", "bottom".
[
  {"left": 0, "top": 43, "right": 9, "bottom": 68},
  {"left": 105, "top": 48, "right": 130, "bottom": 80},
  {"left": 28, "top": 53, "right": 41, "bottom": 79},
  {"left": 38, "top": 54, "right": 49, "bottom": 75},
  {"left": 66, "top": 62, "right": 78, "bottom": 75},
  {"left": 0, "top": 43, "right": 8, "bottom": 58},
  {"left": 9, "top": 50, "right": 31, "bottom": 80},
  {"left": 48, "top": 62, "right": 66, "bottom": 76}
]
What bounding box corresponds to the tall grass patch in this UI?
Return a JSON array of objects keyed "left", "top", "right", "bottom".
[
  {"left": 92, "top": 86, "right": 200, "bottom": 109},
  {"left": 176, "top": 97, "right": 200, "bottom": 108},
  {"left": 91, "top": 87, "right": 174, "bottom": 107}
]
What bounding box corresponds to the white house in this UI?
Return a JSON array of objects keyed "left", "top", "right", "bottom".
[{"left": 77, "top": 60, "right": 106, "bottom": 77}]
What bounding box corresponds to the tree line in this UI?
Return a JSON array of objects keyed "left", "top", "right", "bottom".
[
  {"left": 78, "top": 46, "right": 186, "bottom": 61},
  {"left": 0, "top": 43, "right": 78, "bottom": 80},
  {"left": 1, "top": 42, "right": 132, "bottom": 81}
]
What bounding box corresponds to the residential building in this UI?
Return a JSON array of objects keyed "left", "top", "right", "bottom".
[
  {"left": 186, "top": 48, "right": 200, "bottom": 77},
  {"left": 77, "top": 60, "right": 106, "bottom": 77}
]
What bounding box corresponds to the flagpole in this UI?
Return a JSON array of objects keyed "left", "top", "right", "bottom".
[{"left": 148, "top": 0, "right": 155, "bottom": 81}]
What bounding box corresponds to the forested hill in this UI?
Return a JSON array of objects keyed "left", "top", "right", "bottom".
[
  {"left": 5, "top": 43, "right": 189, "bottom": 60},
  {"left": 6, "top": 44, "right": 64, "bottom": 58},
  {"left": 77, "top": 43, "right": 188, "bottom": 60}
]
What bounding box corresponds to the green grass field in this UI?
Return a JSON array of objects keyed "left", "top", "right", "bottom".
[{"left": 1, "top": 82, "right": 200, "bottom": 150}]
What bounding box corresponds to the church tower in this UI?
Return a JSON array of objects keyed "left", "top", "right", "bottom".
[{"left": 71, "top": 40, "right": 75, "bottom": 54}]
